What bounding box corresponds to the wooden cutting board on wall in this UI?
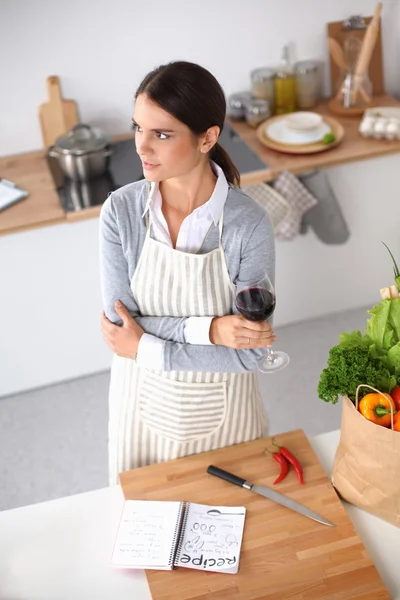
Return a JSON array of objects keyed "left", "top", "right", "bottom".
[
  {"left": 38, "top": 75, "right": 79, "bottom": 148},
  {"left": 327, "top": 16, "right": 384, "bottom": 97},
  {"left": 120, "top": 429, "right": 389, "bottom": 600}
]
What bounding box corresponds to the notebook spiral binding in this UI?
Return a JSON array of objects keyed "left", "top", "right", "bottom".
[{"left": 172, "top": 502, "right": 190, "bottom": 567}]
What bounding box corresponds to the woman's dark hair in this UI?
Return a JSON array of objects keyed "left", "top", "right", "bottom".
[{"left": 135, "top": 61, "right": 240, "bottom": 186}]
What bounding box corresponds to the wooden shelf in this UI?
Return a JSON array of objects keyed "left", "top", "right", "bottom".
[
  {"left": 232, "top": 93, "right": 400, "bottom": 186},
  {"left": 1, "top": 93, "right": 400, "bottom": 237}
]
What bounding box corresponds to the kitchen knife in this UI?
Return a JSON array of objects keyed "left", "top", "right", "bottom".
[{"left": 207, "top": 465, "right": 335, "bottom": 527}]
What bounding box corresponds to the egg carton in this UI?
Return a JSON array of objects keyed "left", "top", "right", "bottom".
[{"left": 359, "top": 106, "right": 400, "bottom": 140}]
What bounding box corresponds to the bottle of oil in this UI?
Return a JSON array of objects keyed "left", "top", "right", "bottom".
[{"left": 274, "top": 45, "right": 297, "bottom": 114}]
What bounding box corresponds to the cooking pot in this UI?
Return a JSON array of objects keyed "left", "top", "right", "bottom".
[{"left": 48, "top": 123, "right": 112, "bottom": 181}]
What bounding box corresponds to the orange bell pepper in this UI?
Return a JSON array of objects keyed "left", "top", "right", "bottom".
[
  {"left": 358, "top": 393, "right": 396, "bottom": 427},
  {"left": 394, "top": 412, "right": 400, "bottom": 432}
]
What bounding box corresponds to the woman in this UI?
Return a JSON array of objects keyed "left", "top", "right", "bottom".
[{"left": 100, "top": 61, "right": 276, "bottom": 485}]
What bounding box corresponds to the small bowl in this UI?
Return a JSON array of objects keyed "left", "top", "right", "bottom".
[{"left": 285, "top": 112, "right": 323, "bottom": 132}]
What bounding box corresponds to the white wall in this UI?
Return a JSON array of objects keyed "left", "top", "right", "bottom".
[
  {"left": 1, "top": 0, "right": 400, "bottom": 396},
  {"left": 1, "top": 0, "right": 400, "bottom": 155}
]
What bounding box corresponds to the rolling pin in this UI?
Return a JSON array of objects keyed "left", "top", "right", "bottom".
[{"left": 351, "top": 1, "right": 382, "bottom": 102}]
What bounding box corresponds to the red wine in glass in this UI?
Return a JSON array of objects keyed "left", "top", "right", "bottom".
[
  {"left": 234, "top": 275, "right": 290, "bottom": 373},
  {"left": 235, "top": 287, "right": 276, "bottom": 322}
]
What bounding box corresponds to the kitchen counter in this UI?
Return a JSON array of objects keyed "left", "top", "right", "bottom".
[
  {"left": 228, "top": 93, "right": 400, "bottom": 184},
  {"left": 1, "top": 93, "right": 400, "bottom": 237},
  {"left": 0, "top": 429, "right": 399, "bottom": 600},
  {"left": 0, "top": 132, "right": 136, "bottom": 237}
]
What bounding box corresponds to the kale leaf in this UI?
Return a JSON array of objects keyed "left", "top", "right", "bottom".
[{"left": 317, "top": 345, "right": 396, "bottom": 405}]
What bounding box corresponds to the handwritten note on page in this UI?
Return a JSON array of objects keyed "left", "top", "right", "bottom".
[
  {"left": 175, "top": 503, "right": 246, "bottom": 574},
  {"left": 111, "top": 500, "right": 182, "bottom": 570}
]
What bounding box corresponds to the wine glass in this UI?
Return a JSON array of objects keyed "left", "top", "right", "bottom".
[{"left": 234, "top": 274, "right": 290, "bottom": 373}]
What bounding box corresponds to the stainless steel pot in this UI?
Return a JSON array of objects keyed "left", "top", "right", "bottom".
[{"left": 48, "top": 123, "right": 113, "bottom": 181}]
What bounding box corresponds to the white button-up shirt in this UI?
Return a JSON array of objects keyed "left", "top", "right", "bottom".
[{"left": 138, "top": 162, "right": 229, "bottom": 367}]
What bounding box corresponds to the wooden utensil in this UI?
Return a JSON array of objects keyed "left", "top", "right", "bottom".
[
  {"left": 352, "top": 2, "right": 382, "bottom": 102},
  {"left": 328, "top": 36, "right": 347, "bottom": 71},
  {"left": 327, "top": 12, "right": 384, "bottom": 96},
  {"left": 329, "top": 37, "right": 371, "bottom": 105},
  {"left": 38, "top": 76, "right": 79, "bottom": 148},
  {"left": 120, "top": 430, "right": 389, "bottom": 600}
]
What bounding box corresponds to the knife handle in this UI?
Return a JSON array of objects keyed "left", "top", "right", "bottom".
[{"left": 207, "top": 465, "right": 246, "bottom": 487}]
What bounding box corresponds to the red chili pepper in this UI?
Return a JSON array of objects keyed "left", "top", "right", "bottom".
[
  {"left": 272, "top": 452, "right": 289, "bottom": 484},
  {"left": 272, "top": 438, "right": 304, "bottom": 484},
  {"left": 264, "top": 448, "right": 289, "bottom": 484}
]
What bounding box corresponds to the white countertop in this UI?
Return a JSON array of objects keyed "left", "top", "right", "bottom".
[{"left": 0, "top": 430, "right": 399, "bottom": 600}]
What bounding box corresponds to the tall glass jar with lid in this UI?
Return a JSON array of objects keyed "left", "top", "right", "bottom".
[
  {"left": 251, "top": 68, "right": 276, "bottom": 112},
  {"left": 294, "top": 60, "right": 323, "bottom": 109}
]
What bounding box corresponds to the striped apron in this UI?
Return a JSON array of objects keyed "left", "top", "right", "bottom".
[{"left": 108, "top": 210, "right": 268, "bottom": 485}]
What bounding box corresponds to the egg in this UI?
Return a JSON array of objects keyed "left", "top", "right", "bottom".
[
  {"left": 373, "top": 117, "right": 388, "bottom": 139},
  {"left": 385, "top": 118, "right": 400, "bottom": 140},
  {"left": 359, "top": 116, "right": 374, "bottom": 137}
]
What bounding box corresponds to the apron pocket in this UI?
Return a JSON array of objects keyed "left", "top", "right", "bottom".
[{"left": 138, "top": 370, "right": 227, "bottom": 443}]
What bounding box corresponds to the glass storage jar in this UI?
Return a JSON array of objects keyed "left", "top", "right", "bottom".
[
  {"left": 335, "top": 69, "right": 372, "bottom": 109},
  {"left": 251, "top": 68, "right": 276, "bottom": 110},
  {"left": 294, "top": 60, "right": 321, "bottom": 109}
]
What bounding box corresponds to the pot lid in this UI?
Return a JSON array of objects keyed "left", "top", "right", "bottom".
[{"left": 54, "top": 124, "right": 110, "bottom": 155}]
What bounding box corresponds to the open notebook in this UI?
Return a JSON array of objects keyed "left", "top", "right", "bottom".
[
  {"left": 0, "top": 179, "right": 28, "bottom": 212},
  {"left": 111, "top": 500, "right": 246, "bottom": 574}
]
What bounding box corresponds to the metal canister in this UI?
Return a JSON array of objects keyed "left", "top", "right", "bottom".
[
  {"left": 244, "top": 98, "right": 271, "bottom": 128},
  {"left": 227, "top": 91, "right": 252, "bottom": 120}
]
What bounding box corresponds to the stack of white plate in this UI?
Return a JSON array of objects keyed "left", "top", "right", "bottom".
[{"left": 265, "top": 112, "right": 331, "bottom": 146}]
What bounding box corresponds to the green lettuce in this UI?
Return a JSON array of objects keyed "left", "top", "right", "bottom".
[
  {"left": 388, "top": 298, "right": 400, "bottom": 341},
  {"left": 339, "top": 330, "right": 370, "bottom": 348},
  {"left": 366, "top": 298, "right": 400, "bottom": 349},
  {"left": 319, "top": 297, "right": 400, "bottom": 404},
  {"left": 365, "top": 299, "right": 392, "bottom": 347},
  {"left": 387, "top": 342, "right": 400, "bottom": 376}
]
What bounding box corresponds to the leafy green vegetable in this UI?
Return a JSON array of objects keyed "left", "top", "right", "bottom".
[
  {"left": 339, "top": 330, "right": 371, "bottom": 348},
  {"left": 388, "top": 298, "right": 400, "bottom": 341},
  {"left": 322, "top": 132, "right": 336, "bottom": 145},
  {"left": 387, "top": 342, "right": 400, "bottom": 376},
  {"left": 382, "top": 241, "right": 400, "bottom": 290},
  {"left": 317, "top": 345, "right": 396, "bottom": 405},
  {"left": 365, "top": 299, "right": 392, "bottom": 348},
  {"left": 318, "top": 244, "right": 400, "bottom": 406}
]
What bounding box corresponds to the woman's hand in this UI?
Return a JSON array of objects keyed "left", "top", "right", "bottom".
[
  {"left": 209, "top": 315, "right": 276, "bottom": 349},
  {"left": 101, "top": 301, "right": 144, "bottom": 358}
]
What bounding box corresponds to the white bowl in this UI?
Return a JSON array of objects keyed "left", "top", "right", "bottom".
[
  {"left": 266, "top": 119, "right": 331, "bottom": 145},
  {"left": 285, "top": 112, "right": 323, "bottom": 132}
]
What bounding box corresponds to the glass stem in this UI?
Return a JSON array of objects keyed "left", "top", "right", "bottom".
[{"left": 265, "top": 347, "right": 276, "bottom": 363}]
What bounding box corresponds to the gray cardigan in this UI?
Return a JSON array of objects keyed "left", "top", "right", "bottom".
[{"left": 99, "top": 179, "right": 275, "bottom": 372}]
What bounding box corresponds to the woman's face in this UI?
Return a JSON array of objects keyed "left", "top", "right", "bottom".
[{"left": 133, "top": 93, "right": 204, "bottom": 182}]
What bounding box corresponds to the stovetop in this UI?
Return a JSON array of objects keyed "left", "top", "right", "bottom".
[{"left": 47, "top": 123, "right": 267, "bottom": 213}]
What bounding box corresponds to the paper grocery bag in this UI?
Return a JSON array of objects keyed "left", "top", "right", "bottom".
[{"left": 332, "top": 392, "right": 400, "bottom": 527}]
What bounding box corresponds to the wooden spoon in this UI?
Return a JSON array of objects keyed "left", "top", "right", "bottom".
[
  {"left": 329, "top": 36, "right": 371, "bottom": 105},
  {"left": 328, "top": 37, "right": 347, "bottom": 71}
]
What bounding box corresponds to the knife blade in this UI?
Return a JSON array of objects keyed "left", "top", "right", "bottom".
[{"left": 207, "top": 465, "right": 335, "bottom": 527}]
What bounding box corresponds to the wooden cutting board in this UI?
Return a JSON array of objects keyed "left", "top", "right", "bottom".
[
  {"left": 120, "top": 429, "right": 389, "bottom": 600},
  {"left": 38, "top": 75, "right": 79, "bottom": 148},
  {"left": 327, "top": 15, "right": 384, "bottom": 96}
]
